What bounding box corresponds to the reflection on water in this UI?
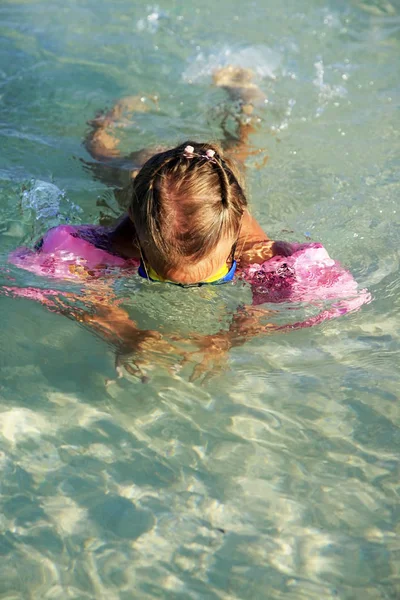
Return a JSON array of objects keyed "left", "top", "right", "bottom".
[{"left": 0, "top": 0, "right": 400, "bottom": 597}]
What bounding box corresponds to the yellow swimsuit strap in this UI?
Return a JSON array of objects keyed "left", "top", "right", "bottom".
[{"left": 147, "top": 262, "right": 230, "bottom": 284}]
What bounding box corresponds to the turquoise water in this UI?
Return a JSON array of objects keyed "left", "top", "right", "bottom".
[{"left": 0, "top": 0, "right": 400, "bottom": 597}]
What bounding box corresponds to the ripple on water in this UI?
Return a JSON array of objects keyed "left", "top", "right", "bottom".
[
  {"left": 0, "top": 407, "right": 54, "bottom": 444},
  {"left": 0, "top": 0, "right": 399, "bottom": 597}
]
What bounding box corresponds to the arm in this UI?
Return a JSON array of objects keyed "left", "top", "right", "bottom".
[
  {"left": 66, "top": 296, "right": 267, "bottom": 382},
  {"left": 2, "top": 282, "right": 273, "bottom": 383},
  {"left": 189, "top": 283, "right": 371, "bottom": 381},
  {"left": 2, "top": 283, "right": 176, "bottom": 381}
]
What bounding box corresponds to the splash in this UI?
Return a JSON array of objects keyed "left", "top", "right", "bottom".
[
  {"left": 313, "top": 58, "right": 347, "bottom": 117},
  {"left": 136, "top": 5, "right": 167, "bottom": 34},
  {"left": 21, "top": 180, "right": 82, "bottom": 241},
  {"left": 183, "top": 45, "right": 281, "bottom": 84}
]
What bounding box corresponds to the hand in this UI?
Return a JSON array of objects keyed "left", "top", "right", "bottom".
[
  {"left": 229, "top": 306, "right": 276, "bottom": 340},
  {"left": 179, "top": 330, "right": 232, "bottom": 383},
  {"left": 172, "top": 307, "right": 275, "bottom": 383},
  {"left": 115, "top": 329, "right": 179, "bottom": 382}
]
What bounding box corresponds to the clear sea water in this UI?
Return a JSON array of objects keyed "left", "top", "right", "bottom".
[{"left": 0, "top": 0, "right": 399, "bottom": 598}]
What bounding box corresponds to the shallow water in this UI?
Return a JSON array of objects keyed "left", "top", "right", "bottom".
[{"left": 0, "top": 0, "right": 400, "bottom": 598}]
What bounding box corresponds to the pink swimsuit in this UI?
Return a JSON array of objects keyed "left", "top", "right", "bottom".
[{"left": 8, "top": 224, "right": 371, "bottom": 324}]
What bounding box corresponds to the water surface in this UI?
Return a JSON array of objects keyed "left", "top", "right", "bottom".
[{"left": 0, "top": 0, "right": 399, "bottom": 598}]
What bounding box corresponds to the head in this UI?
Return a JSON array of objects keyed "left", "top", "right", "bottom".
[{"left": 129, "top": 141, "right": 248, "bottom": 285}]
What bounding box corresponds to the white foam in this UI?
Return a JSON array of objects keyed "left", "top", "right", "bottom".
[
  {"left": 183, "top": 45, "right": 281, "bottom": 84},
  {"left": 21, "top": 179, "right": 82, "bottom": 239},
  {"left": 22, "top": 180, "right": 63, "bottom": 221},
  {"left": 136, "top": 5, "right": 167, "bottom": 34}
]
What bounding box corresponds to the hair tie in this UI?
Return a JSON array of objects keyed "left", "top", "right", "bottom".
[
  {"left": 183, "top": 145, "right": 194, "bottom": 158},
  {"left": 182, "top": 145, "right": 216, "bottom": 162}
]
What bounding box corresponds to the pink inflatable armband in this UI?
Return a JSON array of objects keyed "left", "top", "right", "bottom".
[
  {"left": 241, "top": 242, "right": 371, "bottom": 323},
  {"left": 9, "top": 225, "right": 139, "bottom": 280}
]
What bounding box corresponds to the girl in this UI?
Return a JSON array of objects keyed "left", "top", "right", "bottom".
[{"left": 7, "top": 68, "right": 370, "bottom": 380}]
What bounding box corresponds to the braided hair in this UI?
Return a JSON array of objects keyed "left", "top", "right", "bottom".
[{"left": 129, "top": 141, "right": 248, "bottom": 271}]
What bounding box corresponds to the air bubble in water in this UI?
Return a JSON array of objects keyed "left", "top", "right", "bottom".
[
  {"left": 137, "top": 5, "right": 166, "bottom": 33},
  {"left": 313, "top": 58, "right": 347, "bottom": 117}
]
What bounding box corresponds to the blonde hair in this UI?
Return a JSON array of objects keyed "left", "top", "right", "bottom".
[{"left": 129, "top": 141, "right": 248, "bottom": 271}]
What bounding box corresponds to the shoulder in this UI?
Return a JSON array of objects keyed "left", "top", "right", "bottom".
[
  {"left": 239, "top": 210, "right": 269, "bottom": 246},
  {"left": 237, "top": 211, "right": 272, "bottom": 264}
]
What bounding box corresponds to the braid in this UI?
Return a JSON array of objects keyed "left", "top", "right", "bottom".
[
  {"left": 208, "top": 152, "right": 247, "bottom": 212},
  {"left": 144, "top": 154, "right": 181, "bottom": 253},
  {"left": 211, "top": 155, "right": 231, "bottom": 208}
]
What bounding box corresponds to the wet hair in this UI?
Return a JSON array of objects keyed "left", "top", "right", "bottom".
[{"left": 129, "top": 141, "right": 248, "bottom": 271}]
